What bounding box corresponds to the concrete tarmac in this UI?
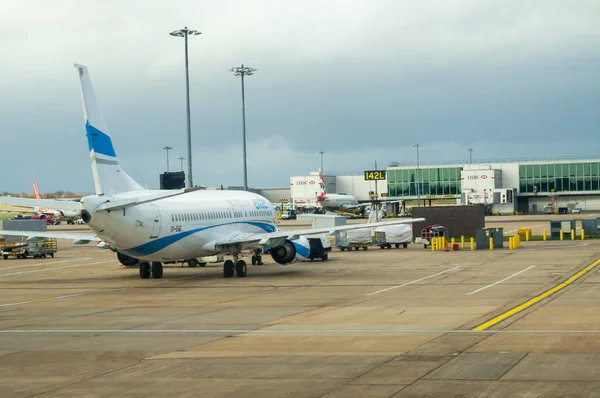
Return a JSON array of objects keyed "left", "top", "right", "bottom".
[{"left": 1, "top": 224, "right": 600, "bottom": 397}]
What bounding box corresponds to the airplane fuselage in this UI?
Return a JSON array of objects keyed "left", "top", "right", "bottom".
[
  {"left": 318, "top": 193, "right": 359, "bottom": 209},
  {"left": 81, "top": 189, "right": 278, "bottom": 262}
]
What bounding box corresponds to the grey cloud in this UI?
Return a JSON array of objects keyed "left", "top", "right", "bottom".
[{"left": 0, "top": 0, "right": 598, "bottom": 193}]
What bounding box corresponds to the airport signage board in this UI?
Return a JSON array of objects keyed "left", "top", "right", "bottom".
[{"left": 364, "top": 170, "right": 386, "bottom": 180}]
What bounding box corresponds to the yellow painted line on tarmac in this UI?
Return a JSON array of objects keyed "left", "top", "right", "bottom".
[{"left": 473, "top": 258, "right": 600, "bottom": 331}]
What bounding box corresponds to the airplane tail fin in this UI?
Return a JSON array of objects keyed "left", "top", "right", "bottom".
[
  {"left": 317, "top": 170, "right": 327, "bottom": 201},
  {"left": 74, "top": 64, "right": 144, "bottom": 195},
  {"left": 32, "top": 181, "right": 41, "bottom": 200}
]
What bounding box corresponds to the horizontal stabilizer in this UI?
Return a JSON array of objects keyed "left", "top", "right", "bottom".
[
  {"left": 0, "top": 197, "right": 80, "bottom": 212},
  {"left": 94, "top": 189, "right": 187, "bottom": 212}
]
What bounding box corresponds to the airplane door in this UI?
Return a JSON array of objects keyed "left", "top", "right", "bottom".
[{"left": 149, "top": 205, "right": 160, "bottom": 239}]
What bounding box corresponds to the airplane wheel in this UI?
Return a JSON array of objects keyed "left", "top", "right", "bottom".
[
  {"left": 236, "top": 260, "right": 247, "bottom": 277},
  {"left": 151, "top": 262, "right": 163, "bottom": 279},
  {"left": 403, "top": 243, "right": 408, "bottom": 248},
  {"left": 139, "top": 262, "right": 151, "bottom": 279},
  {"left": 256, "top": 255, "right": 263, "bottom": 265},
  {"left": 251, "top": 255, "right": 257, "bottom": 265},
  {"left": 223, "top": 260, "right": 234, "bottom": 278},
  {"left": 395, "top": 244, "right": 400, "bottom": 249},
  {"left": 188, "top": 258, "right": 199, "bottom": 267}
]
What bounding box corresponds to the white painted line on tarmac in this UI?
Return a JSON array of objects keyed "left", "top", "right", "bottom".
[
  {"left": 366, "top": 266, "right": 461, "bottom": 296},
  {"left": 0, "top": 272, "right": 220, "bottom": 307},
  {"left": 467, "top": 265, "right": 536, "bottom": 295},
  {"left": 0, "top": 260, "right": 114, "bottom": 277},
  {"left": 3, "top": 328, "right": 600, "bottom": 334},
  {"left": 0, "top": 257, "right": 93, "bottom": 271}
]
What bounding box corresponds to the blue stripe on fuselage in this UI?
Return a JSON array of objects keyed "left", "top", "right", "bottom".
[
  {"left": 86, "top": 121, "right": 117, "bottom": 157},
  {"left": 119, "top": 221, "right": 276, "bottom": 258}
]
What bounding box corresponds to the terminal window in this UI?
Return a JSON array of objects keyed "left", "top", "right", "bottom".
[
  {"left": 519, "top": 162, "right": 600, "bottom": 193},
  {"left": 387, "top": 167, "right": 462, "bottom": 197}
]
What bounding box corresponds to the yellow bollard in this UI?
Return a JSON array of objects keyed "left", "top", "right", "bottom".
[
  {"left": 451, "top": 237, "right": 455, "bottom": 249},
  {"left": 489, "top": 237, "right": 494, "bottom": 251},
  {"left": 582, "top": 230, "right": 585, "bottom": 240},
  {"left": 525, "top": 230, "right": 530, "bottom": 242},
  {"left": 470, "top": 237, "right": 475, "bottom": 251},
  {"left": 442, "top": 236, "right": 446, "bottom": 249},
  {"left": 560, "top": 230, "right": 564, "bottom": 241},
  {"left": 509, "top": 237, "right": 513, "bottom": 250},
  {"left": 543, "top": 230, "right": 547, "bottom": 241},
  {"left": 571, "top": 229, "right": 575, "bottom": 241},
  {"left": 461, "top": 235, "right": 465, "bottom": 249},
  {"left": 431, "top": 238, "right": 435, "bottom": 252}
]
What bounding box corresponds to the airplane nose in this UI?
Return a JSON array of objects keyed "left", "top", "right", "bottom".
[{"left": 81, "top": 210, "right": 92, "bottom": 223}]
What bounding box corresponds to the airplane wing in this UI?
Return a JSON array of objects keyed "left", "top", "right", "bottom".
[
  {"left": 213, "top": 217, "right": 425, "bottom": 249},
  {"left": 0, "top": 196, "right": 81, "bottom": 212},
  {"left": 0, "top": 230, "right": 100, "bottom": 244}
]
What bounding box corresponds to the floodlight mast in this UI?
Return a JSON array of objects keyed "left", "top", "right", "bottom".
[
  {"left": 169, "top": 27, "right": 201, "bottom": 188},
  {"left": 229, "top": 64, "right": 257, "bottom": 191}
]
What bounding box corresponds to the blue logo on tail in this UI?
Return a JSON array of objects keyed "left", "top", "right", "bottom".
[{"left": 86, "top": 121, "right": 116, "bottom": 157}]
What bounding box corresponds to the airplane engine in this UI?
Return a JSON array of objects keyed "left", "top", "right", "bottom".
[
  {"left": 117, "top": 252, "right": 139, "bottom": 267},
  {"left": 270, "top": 236, "right": 310, "bottom": 265}
]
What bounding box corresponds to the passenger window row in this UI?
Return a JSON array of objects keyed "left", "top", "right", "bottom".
[{"left": 170, "top": 210, "right": 271, "bottom": 223}]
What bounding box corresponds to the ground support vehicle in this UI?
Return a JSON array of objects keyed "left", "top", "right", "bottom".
[
  {"left": 419, "top": 225, "right": 448, "bottom": 249},
  {"left": 336, "top": 229, "right": 372, "bottom": 251},
  {"left": 307, "top": 234, "right": 332, "bottom": 261},
  {"left": 1, "top": 238, "right": 57, "bottom": 259},
  {"left": 375, "top": 224, "right": 412, "bottom": 249}
]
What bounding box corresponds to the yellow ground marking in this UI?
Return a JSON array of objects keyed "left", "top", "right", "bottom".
[{"left": 473, "top": 258, "right": 600, "bottom": 331}]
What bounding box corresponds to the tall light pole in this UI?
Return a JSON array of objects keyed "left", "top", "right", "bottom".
[
  {"left": 229, "top": 64, "right": 256, "bottom": 191},
  {"left": 413, "top": 144, "right": 422, "bottom": 207},
  {"left": 178, "top": 157, "right": 185, "bottom": 172},
  {"left": 163, "top": 146, "right": 173, "bottom": 172},
  {"left": 170, "top": 26, "right": 201, "bottom": 188},
  {"left": 468, "top": 148, "right": 474, "bottom": 164},
  {"left": 318, "top": 151, "right": 324, "bottom": 173}
]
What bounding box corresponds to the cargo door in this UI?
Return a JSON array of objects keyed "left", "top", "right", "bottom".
[{"left": 149, "top": 205, "right": 161, "bottom": 239}]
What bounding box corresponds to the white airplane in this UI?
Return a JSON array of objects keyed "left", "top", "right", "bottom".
[
  {"left": 0, "top": 182, "right": 81, "bottom": 224},
  {"left": 0, "top": 64, "right": 424, "bottom": 280}
]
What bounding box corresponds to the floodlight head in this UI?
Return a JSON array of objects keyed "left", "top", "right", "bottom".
[
  {"left": 170, "top": 30, "right": 184, "bottom": 37},
  {"left": 229, "top": 65, "right": 257, "bottom": 77}
]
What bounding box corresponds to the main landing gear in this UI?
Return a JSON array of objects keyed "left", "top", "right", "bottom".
[
  {"left": 251, "top": 249, "right": 264, "bottom": 266},
  {"left": 223, "top": 246, "right": 263, "bottom": 278},
  {"left": 139, "top": 261, "right": 163, "bottom": 279}
]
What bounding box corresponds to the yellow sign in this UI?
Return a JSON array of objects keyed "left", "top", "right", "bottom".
[{"left": 364, "top": 170, "right": 386, "bottom": 180}]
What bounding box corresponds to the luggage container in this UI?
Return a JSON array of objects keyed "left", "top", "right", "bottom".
[
  {"left": 375, "top": 224, "right": 412, "bottom": 249},
  {"left": 336, "top": 228, "right": 372, "bottom": 251}
]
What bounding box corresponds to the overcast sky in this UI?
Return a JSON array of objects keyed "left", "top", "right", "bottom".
[{"left": 0, "top": 0, "right": 598, "bottom": 194}]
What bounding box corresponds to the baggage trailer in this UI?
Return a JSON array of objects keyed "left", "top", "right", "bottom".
[
  {"left": 375, "top": 224, "right": 412, "bottom": 249},
  {"left": 420, "top": 225, "right": 448, "bottom": 249},
  {"left": 336, "top": 229, "right": 372, "bottom": 251}
]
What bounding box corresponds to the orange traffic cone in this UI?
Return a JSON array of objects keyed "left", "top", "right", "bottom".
[{"left": 444, "top": 242, "right": 449, "bottom": 252}]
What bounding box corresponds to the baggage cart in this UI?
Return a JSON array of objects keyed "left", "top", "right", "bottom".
[{"left": 420, "top": 225, "right": 448, "bottom": 249}]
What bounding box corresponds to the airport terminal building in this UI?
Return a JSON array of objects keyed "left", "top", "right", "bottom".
[{"left": 291, "top": 158, "right": 600, "bottom": 213}]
